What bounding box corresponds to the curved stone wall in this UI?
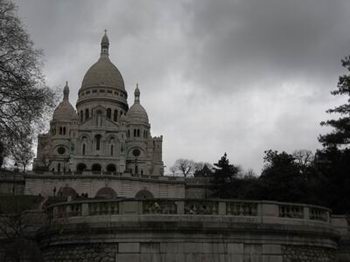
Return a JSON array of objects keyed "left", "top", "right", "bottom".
[
  {"left": 38, "top": 199, "right": 339, "bottom": 262},
  {"left": 24, "top": 173, "right": 185, "bottom": 199}
]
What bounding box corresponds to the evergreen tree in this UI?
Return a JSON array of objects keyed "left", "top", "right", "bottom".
[
  {"left": 319, "top": 56, "right": 350, "bottom": 148},
  {"left": 316, "top": 56, "right": 350, "bottom": 213},
  {"left": 210, "top": 153, "right": 240, "bottom": 198}
]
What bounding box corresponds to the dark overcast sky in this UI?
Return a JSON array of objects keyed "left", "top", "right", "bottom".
[{"left": 14, "top": 0, "right": 350, "bottom": 174}]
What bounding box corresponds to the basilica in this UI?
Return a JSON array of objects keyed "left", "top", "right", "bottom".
[{"left": 33, "top": 32, "right": 164, "bottom": 177}]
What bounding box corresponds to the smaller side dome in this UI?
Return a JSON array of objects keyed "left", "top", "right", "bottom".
[
  {"left": 126, "top": 84, "right": 149, "bottom": 124},
  {"left": 53, "top": 82, "right": 78, "bottom": 121}
]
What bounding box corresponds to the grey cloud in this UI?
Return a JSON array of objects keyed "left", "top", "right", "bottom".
[{"left": 183, "top": 0, "right": 350, "bottom": 93}]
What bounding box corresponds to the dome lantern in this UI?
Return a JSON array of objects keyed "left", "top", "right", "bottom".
[
  {"left": 101, "top": 29, "right": 109, "bottom": 57},
  {"left": 135, "top": 83, "right": 140, "bottom": 103},
  {"left": 63, "top": 81, "right": 69, "bottom": 101}
]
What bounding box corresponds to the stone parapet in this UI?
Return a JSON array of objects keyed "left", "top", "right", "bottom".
[{"left": 37, "top": 199, "right": 340, "bottom": 261}]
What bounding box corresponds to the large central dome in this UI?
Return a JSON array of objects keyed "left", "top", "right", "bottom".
[
  {"left": 81, "top": 56, "right": 125, "bottom": 91},
  {"left": 80, "top": 32, "right": 125, "bottom": 91},
  {"left": 76, "top": 31, "right": 128, "bottom": 112}
]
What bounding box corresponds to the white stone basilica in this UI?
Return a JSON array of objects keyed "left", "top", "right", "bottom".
[{"left": 34, "top": 32, "right": 164, "bottom": 177}]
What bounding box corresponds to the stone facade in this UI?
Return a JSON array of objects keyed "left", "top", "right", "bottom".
[
  {"left": 33, "top": 32, "right": 163, "bottom": 177},
  {"left": 24, "top": 174, "right": 185, "bottom": 199}
]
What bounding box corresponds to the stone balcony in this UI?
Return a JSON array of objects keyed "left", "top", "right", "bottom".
[
  {"left": 46, "top": 198, "right": 331, "bottom": 225},
  {"left": 38, "top": 199, "right": 341, "bottom": 262}
]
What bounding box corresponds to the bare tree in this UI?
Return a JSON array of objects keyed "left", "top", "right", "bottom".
[
  {"left": 293, "top": 150, "right": 314, "bottom": 166},
  {"left": 9, "top": 135, "right": 34, "bottom": 172},
  {"left": 0, "top": 0, "right": 56, "bottom": 163},
  {"left": 170, "top": 159, "right": 196, "bottom": 178},
  {"left": 169, "top": 165, "right": 177, "bottom": 176},
  {"left": 170, "top": 159, "right": 213, "bottom": 178}
]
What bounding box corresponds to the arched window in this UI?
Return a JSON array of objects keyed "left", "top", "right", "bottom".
[
  {"left": 80, "top": 110, "right": 83, "bottom": 122},
  {"left": 63, "top": 127, "right": 66, "bottom": 135},
  {"left": 95, "top": 135, "right": 102, "bottom": 151},
  {"left": 107, "top": 108, "right": 111, "bottom": 119},
  {"left": 113, "top": 110, "right": 118, "bottom": 121},
  {"left": 106, "top": 164, "right": 116, "bottom": 173},
  {"left": 57, "top": 163, "right": 61, "bottom": 172},
  {"left": 135, "top": 190, "right": 154, "bottom": 199},
  {"left": 59, "top": 127, "right": 62, "bottom": 135},
  {"left": 85, "top": 108, "right": 89, "bottom": 120},
  {"left": 82, "top": 144, "right": 86, "bottom": 155},
  {"left": 137, "top": 129, "right": 140, "bottom": 137},
  {"left": 110, "top": 145, "right": 114, "bottom": 156},
  {"left": 58, "top": 186, "right": 78, "bottom": 199},
  {"left": 95, "top": 187, "right": 117, "bottom": 199},
  {"left": 76, "top": 163, "right": 86, "bottom": 172}
]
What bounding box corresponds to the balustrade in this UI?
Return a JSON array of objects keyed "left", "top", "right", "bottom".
[
  {"left": 47, "top": 199, "right": 330, "bottom": 225},
  {"left": 310, "top": 207, "right": 329, "bottom": 222},
  {"left": 279, "top": 204, "right": 304, "bottom": 219},
  {"left": 184, "top": 200, "right": 218, "bottom": 215},
  {"left": 88, "top": 202, "right": 119, "bottom": 216},
  {"left": 143, "top": 200, "right": 177, "bottom": 214},
  {"left": 226, "top": 202, "right": 258, "bottom": 216},
  {"left": 68, "top": 203, "right": 82, "bottom": 217}
]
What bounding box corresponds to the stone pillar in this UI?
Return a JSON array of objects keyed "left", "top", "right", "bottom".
[
  {"left": 176, "top": 201, "right": 184, "bottom": 214},
  {"left": 218, "top": 201, "right": 226, "bottom": 215},
  {"left": 304, "top": 206, "right": 310, "bottom": 220},
  {"left": 82, "top": 203, "right": 89, "bottom": 216},
  {"left": 261, "top": 202, "right": 279, "bottom": 217}
]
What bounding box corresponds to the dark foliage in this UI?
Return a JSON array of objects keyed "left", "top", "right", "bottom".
[
  {"left": 210, "top": 153, "right": 240, "bottom": 198},
  {"left": 258, "top": 150, "right": 307, "bottom": 202},
  {"left": 193, "top": 164, "right": 213, "bottom": 177},
  {"left": 314, "top": 148, "right": 350, "bottom": 214}
]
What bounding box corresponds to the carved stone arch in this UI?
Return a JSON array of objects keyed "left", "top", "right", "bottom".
[
  {"left": 78, "top": 133, "right": 92, "bottom": 142},
  {"left": 135, "top": 190, "right": 154, "bottom": 199},
  {"left": 106, "top": 134, "right": 118, "bottom": 143},
  {"left": 92, "top": 105, "right": 106, "bottom": 114},
  {"left": 58, "top": 186, "right": 78, "bottom": 199},
  {"left": 95, "top": 187, "right": 117, "bottom": 199}
]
